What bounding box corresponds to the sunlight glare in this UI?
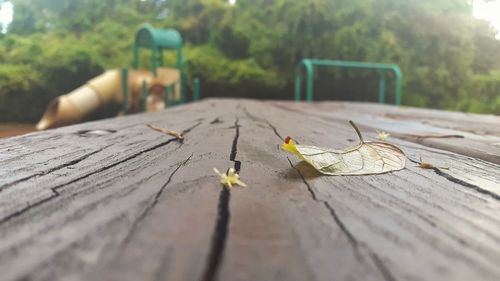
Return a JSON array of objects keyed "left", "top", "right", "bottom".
[
  {"left": 0, "top": 1, "right": 13, "bottom": 33},
  {"left": 473, "top": 0, "right": 500, "bottom": 38}
]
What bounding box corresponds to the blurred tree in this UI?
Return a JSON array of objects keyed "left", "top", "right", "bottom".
[
  {"left": 1, "top": 0, "right": 500, "bottom": 123},
  {"left": 471, "top": 19, "right": 500, "bottom": 74}
]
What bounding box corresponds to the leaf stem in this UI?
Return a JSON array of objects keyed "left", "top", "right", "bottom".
[{"left": 349, "top": 120, "right": 364, "bottom": 143}]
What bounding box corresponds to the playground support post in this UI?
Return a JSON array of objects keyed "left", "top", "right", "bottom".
[
  {"left": 193, "top": 78, "right": 200, "bottom": 101},
  {"left": 121, "top": 67, "right": 129, "bottom": 113},
  {"left": 141, "top": 80, "right": 148, "bottom": 112},
  {"left": 378, "top": 73, "right": 385, "bottom": 104},
  {"left": 294, "top": 59, "right": 403, "bottom": 105}
]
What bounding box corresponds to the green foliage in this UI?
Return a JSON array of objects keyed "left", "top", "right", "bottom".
[
  {"left": 0, "top": 64, "right": 44, "bottom": 122},
  {"left": 0, "top": 34, "right": 105, "bottom": 121},
  {"left": 456, "top": 71, "right": 500, "bottom": 114},
  {"left": 185, "top": 45, "right": 285, "bottom": 98},
  {"left": 1, "top": 0, "right": 500, "bottom": 123},
  {"left": 471, "top": 19, "right": 500, "bottom": 74}
]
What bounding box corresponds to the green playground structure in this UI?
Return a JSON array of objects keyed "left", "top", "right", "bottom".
[
  {"left": 37, "top": 25, "right": 200, "bottom": 130},
  {"left": 125, "top": 25, "right": 200, "bottom": 112},
  {"left": 36, "top": 26, "right": 404, "bottom": 130},
  {"left": 295, "top": 59, "right": 403, "bottom": 105}
]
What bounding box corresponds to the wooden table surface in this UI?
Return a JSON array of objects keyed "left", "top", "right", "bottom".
[{"left": 0, "top": 99, "right": 499, "bottom": 281}]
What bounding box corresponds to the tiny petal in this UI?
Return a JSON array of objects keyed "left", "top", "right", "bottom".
[
  {"left": 235, "top": 180, "right": 247, "bottom": 187},
  {"left": 214, "top": 167, "right": 247, "bottom": 188},
  {"left": 376, "top": 131, "right": 390, "bottom": 141},
  {"left": 281, "top": 137, "right": 304, "bottom": 159}
]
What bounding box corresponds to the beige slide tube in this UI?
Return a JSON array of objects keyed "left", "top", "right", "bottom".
[
  {"left": 36, "top": 70, "right": 122, "bottom": 130},
  {"left": 36, "top": 67, "right": 181, "bottom": 130}
]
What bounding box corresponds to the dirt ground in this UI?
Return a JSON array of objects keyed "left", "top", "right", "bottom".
[{"left": 0, "top": 124, "right": 36, "bottom": 138}]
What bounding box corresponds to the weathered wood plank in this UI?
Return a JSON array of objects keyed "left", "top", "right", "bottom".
[
  {"left": 244, "top": 100, "right": 500, "bottom": 281},
  {"left": 0, "top": 98, "right": 499, "bottom": 281},
  {"left": 0, "top": 105, "right": 206, "bottom": 224},
  {"left": 0, "top": 101, "right": 225, "bottom": 280},
  {"left": 217, "top": 113, "right": 388, "bottom": 281},
  {"left": 270, "top": 101, "right": 500, "bottom": 164}
]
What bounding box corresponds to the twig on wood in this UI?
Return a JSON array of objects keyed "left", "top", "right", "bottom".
[{"left": 146, "top": 124, "right": 184, "bottom": 141}]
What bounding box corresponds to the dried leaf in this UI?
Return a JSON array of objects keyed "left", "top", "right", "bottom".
[
  {"left": 146, "top": 124, "right": 184, "bottom": 141},
  {"left": 214, "top": 168, "right": 247, "bottom": 188},
  {"left": 282, "top": 121, "right": 406, "bottom": 176}
]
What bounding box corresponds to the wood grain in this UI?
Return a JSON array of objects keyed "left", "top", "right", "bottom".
[
  {"left": 270, "top": 101, "right": 500, "bottom": 164},
  {"left": 0, "top": 99, "right": 499, "bottom": 281}
]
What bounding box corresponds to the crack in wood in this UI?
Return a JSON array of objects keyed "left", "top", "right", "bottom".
[
  {"left": 0, "top": 122, "right": 202, "bottom": 225},
  {"left": 287, "top": 158, "right": 397, "bottom": 281},
  {"left": 229, "top": 117, "right": 241, "bottom": 172},
  {"left": 286, "top": 159, "right": 362, "bottom": 260},
  {"left": 117, "top": 154, "right": 193, "bottom": 252},
  {"left": 370, "top": 252, "right": 397, "bottom": 281},
  {"left": 0, "top": 192, "right": 60, "bottom": 225},
  {"left": 248, "top": 105, "right": 396, "bottom": 278},
  {"left": 250, "top": 106, "right": 397, "bottom": 280},
  {"left": 0, "top": 145, "right": 113, "bottom": 192},
  {"left": 358, "top": 179, "right": 500, "bottom": 255},
  {"left": 267, "top": 122, "right": 284, "bottom": 140},
  {"left": 269, "top": 102, "right": 500, "bottom": 164},
  {"left": 201, "top": 188, "right": 230, "bottom": 281},
  {"left": 407, "top": 158, "right": 500, "bottom": 201},
  {"left": 242, "top": 106, "right": 283, "bottom": 140},
  {"left": 182, "top": 120, "right": 203, "bottom": 135},
  {"left": 245, "top": 106, "right": 397, "bottom": 278},
  {"left": 201, "top": 116, "right": 241, "bottom": 281},
  {"left": 210, "top": 117, "right": 223, "bottom": 124}
]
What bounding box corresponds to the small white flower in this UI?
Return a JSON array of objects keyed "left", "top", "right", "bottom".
[
  {"left": 376, "top": 130, "right": 390, "bottom": 141},
  {"left": 213, "top": 167, "right": 247, "bottom": 188}
]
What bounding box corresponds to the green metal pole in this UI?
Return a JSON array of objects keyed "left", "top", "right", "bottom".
[
  {"left": 151, "top": 48, "right": 157, "bottom": 76},
  {"left": 392, "top": 66, "right": 403, "bottom": 105},
  {"left": 193, "top": 78, "right": 200, "bottom": 101},
  {"left": 303, "top": 60, "right": 314, "bottom": 102},
  {"left": 172, "top": 84, "right": 176, "bottom": 105},
  {"left": 164, "top": 85, "right": 171, "bottom": 108},
  {"left": 178, "top": 50, "right": 186, "bottom": 104},
  {"left": 294, "top": 59, "right": 403, "bottom": 105},
  {"left": 378, "top": 74, "right": 386, "bottom": 104},
  {"left": 132, "top": 45, "right": 139, "bottom": 69},
  {"left": 121, "top": 67, "right": 128, "bottom": 113},
  {"left": 158, "top": 48, "right": 164, "bottom": 67},
  {"left": 141, "top": 80, "right": 148, "bottom": 112}
]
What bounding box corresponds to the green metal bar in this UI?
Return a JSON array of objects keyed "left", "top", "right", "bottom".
[
  {"left": 178, "top": 49, "right": 186, "bottom": 104},
  {"left": 141, "top": 80, "right": 148, "bottom": 112},
  {"left": 171, "top": 83, "right": 177, "bottom": 105},
  {"left": 151, "top": 48, "right": 157, "bottom": 76},
  {"left": 304, "top": 60, "right": 314, "bottom": 102},
  {"left": 132, "top": 45, "right": 139, "bottom": 69},
  {"left": 295, "top": 59, "right": 403, "bottom": 105},
  {"left": 193, "top": 78, "right": 200, "bottom": 101},
  {"left": 294, "top": 61, "right": 314, "bottom": 102},
  {"left": 133, "top": 27, "right": 187, "bottom": 104},
  {"left": 158, "top": 47, "right": 164, "bottom": 67},
  {"left": 378, "top": 74, "right": 385, "bottom": 104},
  {"left": 164, "top": 84, "right": 171, "bottom": 108},
  {"left": 393, "top": 67, "right": 403, "bottom": 106},
  {"left": 121, "top": 67, "right": 129, "bottom": 113}
]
